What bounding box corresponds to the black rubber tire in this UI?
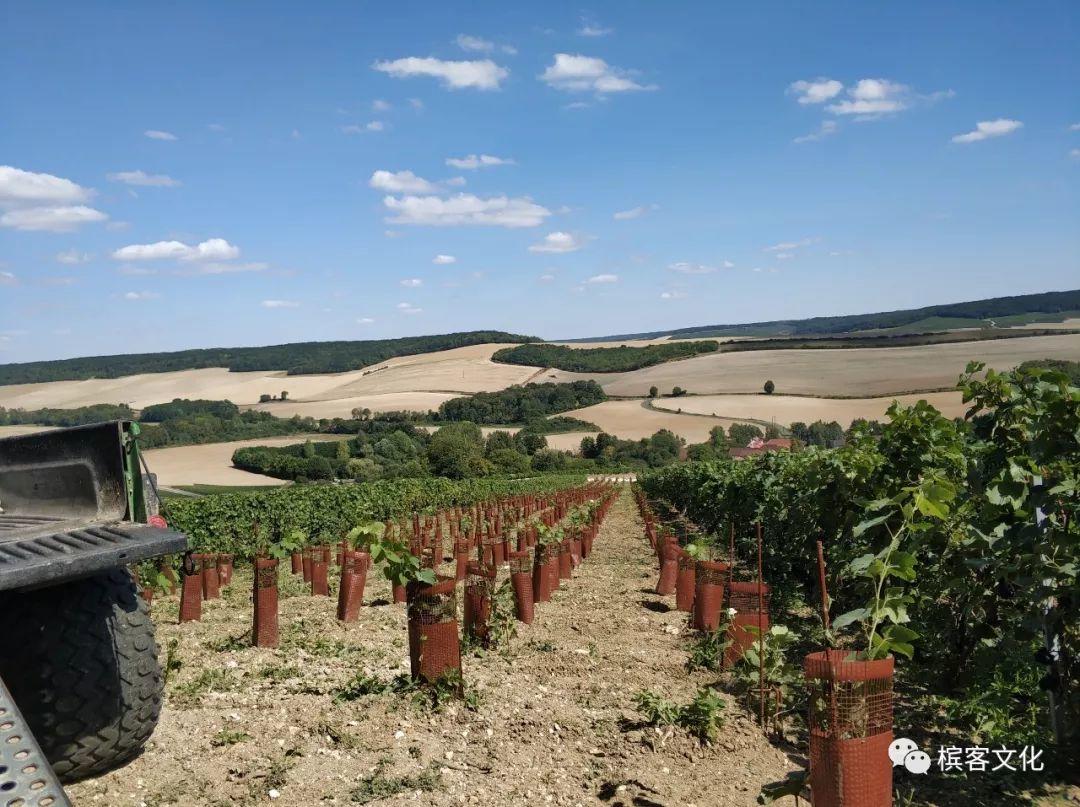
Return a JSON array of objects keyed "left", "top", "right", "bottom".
[{"left": 0, "top": 568, "right": 162, "bottom": 782}]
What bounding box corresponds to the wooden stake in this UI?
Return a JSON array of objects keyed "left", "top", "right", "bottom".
[{"left": 757, "top": 521, "right": 765, "bottom": 729}]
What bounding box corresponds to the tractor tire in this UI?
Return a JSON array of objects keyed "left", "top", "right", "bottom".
[{"left": 0, "top": 568, "right": 162, "bottom": 782}]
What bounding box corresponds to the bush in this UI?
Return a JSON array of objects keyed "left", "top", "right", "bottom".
[
  {"left": 763, "top": 379, "right": 775, "bottom": 394},
  {"left": 427, "top": 422, "right": 491, "bottom": 479}
]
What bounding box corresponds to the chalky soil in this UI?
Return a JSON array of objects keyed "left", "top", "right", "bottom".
[{"left": 69, "top": 490, "right": 795, "bottom": 806}]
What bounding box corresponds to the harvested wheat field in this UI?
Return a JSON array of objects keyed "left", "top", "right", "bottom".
[
  {"left": 0, "top": 344, "right": 542, "bottom": 414},
  {"left": 654, "top": 390, "right": 967, "bottom": 427},
  {"left": 69, "top": 490, "right": 794, "bottom": 807},
  {"left": 564, "top": 400, "right": 759, "bottom": 443},
  {"left": 144, "top": 434, "right": 353, "bottom": 487},
  {"left": 548, "top": 333, "right": 1080, "bottom": 397}
]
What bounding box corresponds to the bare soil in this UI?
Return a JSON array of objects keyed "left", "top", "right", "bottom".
[{"left": 69, "top": 490, "right": 795, "bottom": 806}]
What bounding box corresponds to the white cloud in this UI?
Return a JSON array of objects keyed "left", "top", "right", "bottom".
[
  {"left": 577, "top": 18, "right": 613, "bottom": 37},
  {"left": 117, "top": 266, "right": 157, "bottom": 276},
  {"left": 775, "top": 252, "right": 794, "bottom": 260},
  {"left": 1069, "top": 148, "right": 1080, "bottom": 160},
  {"left": 788, "top": 78, "right": 843, "bottom": 105},
  {"left": 669, "top": 261, "right": 720, "bottom": 274},
  {"left": 123, "top": 291, "right": 161, "bottom": 300},
  {"left": 794, "top": 120, "right": 838, "bottom": 143},
  {"left": 1, "top": 206, "right": 108, "bottom": 232},
  {"left": 540, "top": 53, "right": 655, "bottom": 94},
  {"left": 400, "top": 278, "right": 423, "bottom": 287},
  {"left": 262, "top": 299, "right": 299, "bottom": 308},
  {"left": 660, "top": 290, "right": 687, "bottom": 300},
  {"left": 528, "top": 231, "right": 585, "bottom": 253},
  {"left": 0, "top": 166, "right": 92, "bottom": 204},
  {"left": 764, "top": 237, "right": 817, "bottom": 252},
  {"left": 383, "top": 193, "right": 550, "bottom": 228},
  {"left": 112, "top": 237, "right": 240, "bottom": 262},
  {"left": 613, "top": 204, "right": 658, "bottom": 220},
  {"left": 369, "top": 170, "right": 439, "bottom": 193},
  {"left": 373, "top": 57, "right": 508, "bottom": 90},
  {"left": 453, "top": 34, "right": 517, "bottom": 55},
  {"left": 144, "top": 130, "right": 178, "bottom": 141},
  {"left": 0, "top": 271, "right": 17, "bottom": 285},
  {"left": 445, "top": 154, "right": 515, "bottom": 169},
  {"left": 357, "top": 317, "right": 376, "bottom": 324},
  {"left": 0, "top": 167, "right": 106, "bottom": 232},
  {"left": 409, "top": 98, "right": 424, "bottom": 110},
  {"left": 538, "top": 273, "right": 556, "bottom": 282},
  {"left": 342, "top": 121, "right": 385, "bottom": 134},
  {"left": 56, "top": 249, "right": 91, "bottom": 264},
  {"left": 586, "top": 273, "right": 618, "bottom": 284},
  {"left": 827, "top": 79, "right": 909, "bottom": 116},
  {"left": 207, "top": 123, "right": 227, "bottom": 132},
  {"left": 107, "top": 170, "right": 181, "bottom": 187},
  {"left": 433, "top": 254, "right": 457, "bottom": 264},
  {"left": 951, "top": 119, "right": 1023, "bottom": 144},
  {"left": 372, "top": 99, "right": 391, "bottom": 112},
  {"left": 397, "top": 302, "right": 423, "bottom": 315},
  {"left": 456, "top": 34, "right": 493, "bottom": 52},
  {"left": 188, "top": 261, "right": 267, "bottom": 275}
]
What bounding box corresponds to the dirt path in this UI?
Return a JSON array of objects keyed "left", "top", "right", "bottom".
[{"left": 69, "top": 490, "right": 794, "bottom": 806}]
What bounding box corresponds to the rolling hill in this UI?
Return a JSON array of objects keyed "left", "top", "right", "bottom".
[{"left": 567, "top": 288, "right": 1080, "bottom": 341}]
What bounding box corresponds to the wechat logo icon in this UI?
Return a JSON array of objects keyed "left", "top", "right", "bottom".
[{"left": 889, "top": 738, "right": 931, "bottom": 774}]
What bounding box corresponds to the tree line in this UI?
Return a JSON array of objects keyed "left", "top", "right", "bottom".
[
  {"left": 491, "top": 341, "right": 719, "bottom": 372},
  {"left": 0, "top": 330, "right": 539, "bottom": 385}
]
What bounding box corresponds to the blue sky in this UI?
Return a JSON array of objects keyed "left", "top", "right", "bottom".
[{"left": 2, "top": 1, "right": 1077, "bottom": 362}]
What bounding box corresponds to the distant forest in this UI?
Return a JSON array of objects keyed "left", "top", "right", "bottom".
[
  {"left": 571, "top": 288, "right": 1080, "bottom": 341},
  {"left": 492, "top": 341, "right": 718, "bottom": 372},
  {"left": 0, "top": 330, "right": 539, "bottom": 386}
]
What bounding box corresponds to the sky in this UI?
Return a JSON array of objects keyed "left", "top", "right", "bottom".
[{"left": 1, "top": 1, "right": 1078, "bottom": 362}]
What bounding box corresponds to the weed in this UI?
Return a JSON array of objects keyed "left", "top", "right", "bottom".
[
  {"left": 680, "top": 687, "right": 726, "bottom": 743},
  {"left": 257, "top": 663, "right": 300, "bottom": 682},
  {"left": 311, "top": 720, "right": 362, "bottom": 751},
  {"left": 686, "top": 628, "right": 731, "bottom": 672},
  {"left": 633, "top": 690, "right": 682, "bottom": 727},
  {"left": 281, "top": 621, "right": 366, "bottom": 660},
  {"left": 162, "top": 637, "right": 182, "bottom": 686},
  {"left": 210, "top": 728, "right": 251, "bottom": 747},
  {"left": 633, "top": 686, "right": 726, "bottom": 744},
  {"left": 333, "top": 669, "right": 480, "bottom": 713},
  {"left": 171, "top": 667, "right": 239, "bottom": 707},
  {"left": 204, "top": 631, "right": 251, "bottom": 652},
  {"left": 529, "top": 639, "right": 557, "bottom": 653},
  {"left": 349, "top": 759, "right": 441, "bottom": 804},
  {"left": 333, "top": 671, "right": 411, "bottom": 702},
  {"left": 488, "top": 579, "right": 518, "bottom": 655}
]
